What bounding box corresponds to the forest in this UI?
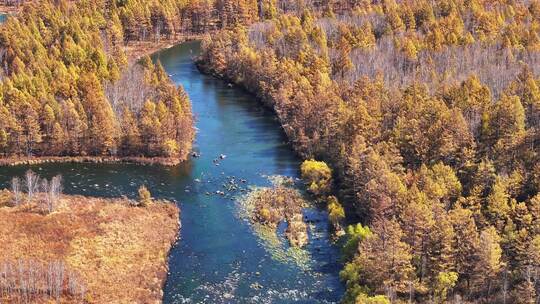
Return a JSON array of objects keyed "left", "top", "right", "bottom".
[
  {"left": 0, "top": 0, "right": 195, "bottom": 160},
  {"left": 198, "top": 0, "right": 540, "bottom": 303}
]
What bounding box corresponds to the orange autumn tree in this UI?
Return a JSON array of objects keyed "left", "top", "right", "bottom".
[{"left": 199, "top": 1, "right": 540, "bottom": 302}]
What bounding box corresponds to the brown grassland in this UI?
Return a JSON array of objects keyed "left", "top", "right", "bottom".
[{"left": 0, "top": 190, "right": 180, "bottom": 303}]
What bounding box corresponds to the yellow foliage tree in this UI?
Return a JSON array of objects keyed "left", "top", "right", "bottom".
[
  {"left": 138, "top": 185, "right": 152, "bottom": 207},
  {"left": 301, "top": 159, "right": 333, "bottom": 197},
  {"left": 327, "top": 196, "right": 345, "bottom": 226}
]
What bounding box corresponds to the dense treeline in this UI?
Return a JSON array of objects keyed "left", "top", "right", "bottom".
[
  {"left": 0, "top": 0, "right": 194, "bottom": 159},
  {"left": 199, "top": 0, "right": 540, "bottom": 303},
  {"left": 110, "top": 0, "right": 260, "bottom": 40}
]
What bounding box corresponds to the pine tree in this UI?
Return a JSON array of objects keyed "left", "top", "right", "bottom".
[
  {"left": 119, "top": 106, "right": 141, "bottom": 155},
  {"left": 443, "top": 75, "right": 491, "bottom": 139},
  {"left": 333, "top": 37, "right": 353, "bottom": 78},
  {"left": 400, "top": 187, "right": 434, "bottom": 286},
  {"left": 475, "top": 226, "right": 503, "bottom": 296},
  {"left": 78, "top": 73, "right": 118, "bottom": 155},
  {"left": 486, "top": 177, "right": 511, "bottom": 230},
  {"left": 356, "top": 218, "right": 415, "bottom": 297},
  {"left": 449, "top": 206, "right": 479, "bottom": 291}
]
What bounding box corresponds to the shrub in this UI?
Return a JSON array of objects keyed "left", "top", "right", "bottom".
[
  {"left": 138, "top": 186, "right": 152, "bottom": 207},
  {"left": 300, "top": 159, "right": 333, "bottom": 197},
  {"left": 328, "top": 196, "right": 345, "bottom": 225},
  {"left": 342, "top": 224, "right": 372, "bottom": 261},
  {"left": 355, "top": 294, "right": 390, "bottom": 304},
  {"left": 258, "top": 207, "right": 272, "bottom": 223}
]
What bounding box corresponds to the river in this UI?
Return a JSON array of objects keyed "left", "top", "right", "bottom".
[{"left": 0, "top": 41, "right": 344, "bottom": 303}]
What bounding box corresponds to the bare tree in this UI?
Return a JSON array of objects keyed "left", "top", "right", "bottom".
[
  {"left": 47, "top": 260, "right": 65, "bottom": 300},
  {"left": 41, "top": 178, "right": 51, "bottom": 212},
  {"left": 47, "top": 175, "right": 63, "bottom": 213},
  {"left": 24, "top": 170, "right": 40, "bottom": 201},
  {"left": 39, "top": 175, "right": 63, "bottom": 213},
  {"left": 11, "top": 177, "right": 21, "bottom": 206},
  {"left": 0, "top": 259, "right": 86, "bottom": 302},
  {"left": 41, "top": 178, "right": 49, "bottom": 195}
]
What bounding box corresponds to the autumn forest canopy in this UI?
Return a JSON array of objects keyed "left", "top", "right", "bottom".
[
  {"left": 199, "top": 0, "right": 540, "bottom": 303},
  {"left": 0, "top": 0, "right": 196, "bottom": 159}
]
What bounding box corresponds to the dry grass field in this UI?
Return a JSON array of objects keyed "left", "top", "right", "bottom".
[{"left": 0, "top": 190, "right": 180, "bottom": 303}]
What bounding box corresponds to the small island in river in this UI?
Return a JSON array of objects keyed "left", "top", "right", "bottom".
[
  {"left": 242, "top": 184, "right": 309, "bottom": 248},
  {"left": 0, "top": 172, "right": 180, "bottom": 303}
]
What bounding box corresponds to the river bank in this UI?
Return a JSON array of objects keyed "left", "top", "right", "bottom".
[
  {"left": 125, "top": 33, "right": 211, "bottom": 62},
  {"left": 0, "top": 155, "right": 187, "bottom": 167},
  {"left": 0, "top": 4, "right": 20, "bottom": 14},
  {"left": 0, "top": 190, "right": 180, "bottom": 303}
]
